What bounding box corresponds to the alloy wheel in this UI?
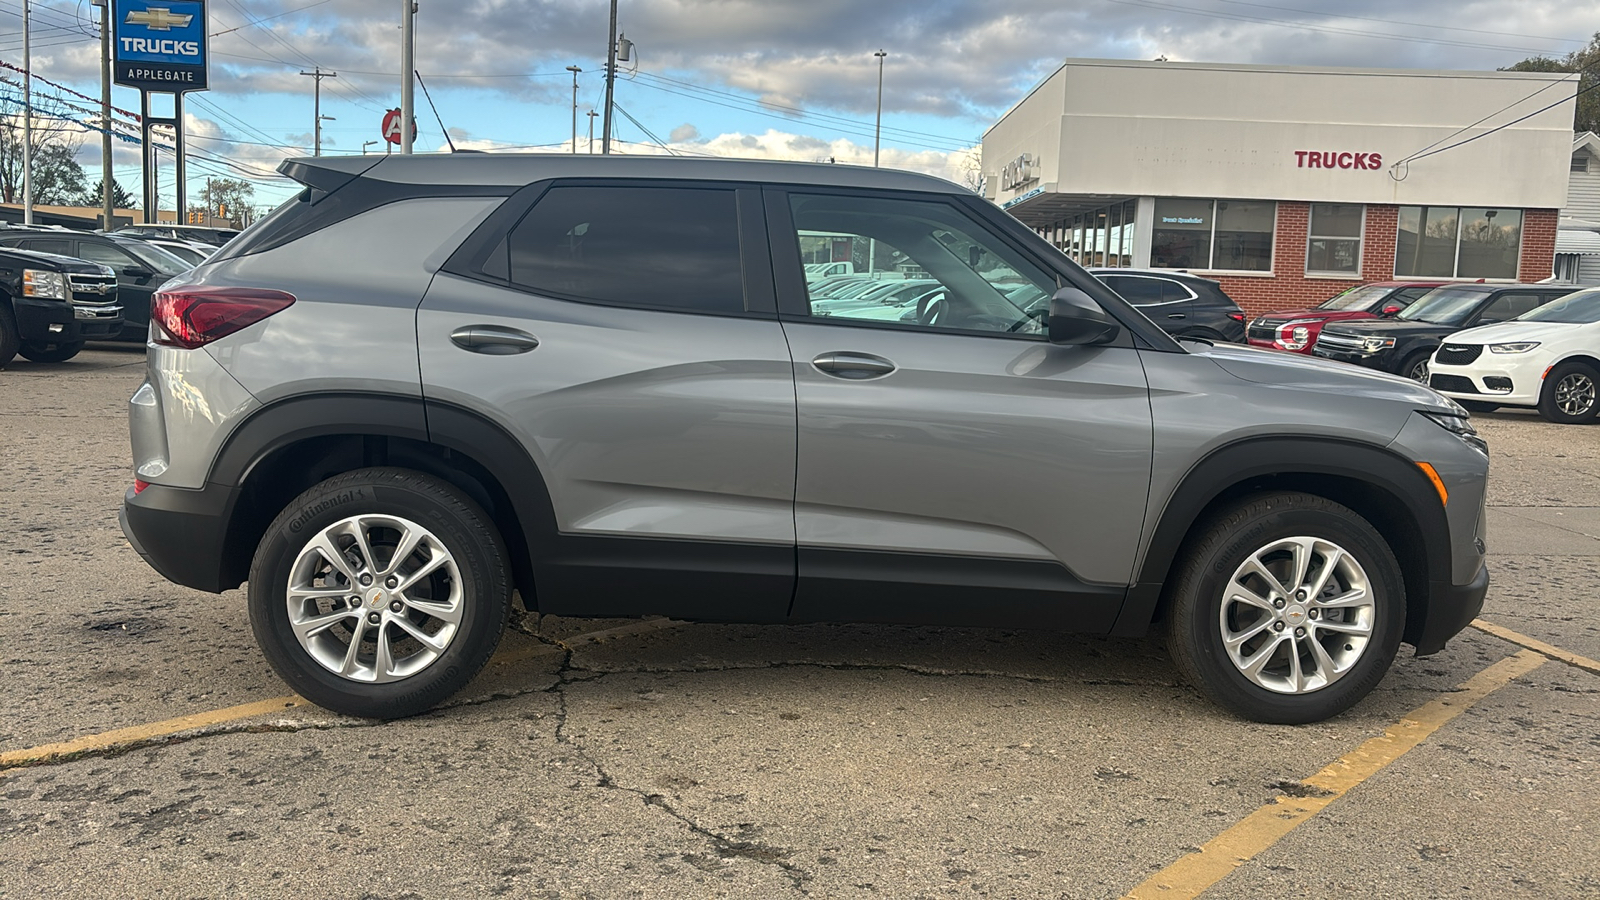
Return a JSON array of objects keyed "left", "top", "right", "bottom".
[
  {"left": 1219, "top": 536, "right": 1375, "bottom": 694},
  {"left": 1554, "top": 372, "right": 1596, "bottom": 417}
]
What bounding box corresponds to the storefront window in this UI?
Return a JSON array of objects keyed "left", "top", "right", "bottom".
[
  {"left": 1106, "top": 204, "right": 1123, "bottom": 268},
  {"left": 1307, "top": 204, "right": 1363, "bottom": 274},
  {"left": 1395, "top": 206, "right": 1520, "bottom": 279},
  {"left": 1119, "top": 200, "right": 1137, "bottom": 266},
  {"left": 1152, "top": 198, "right": 1273, "bottom": 271}
]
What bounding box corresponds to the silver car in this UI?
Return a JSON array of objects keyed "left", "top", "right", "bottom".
[{"left": 120, "top": 155, "right": 1490, "bottom": 724}]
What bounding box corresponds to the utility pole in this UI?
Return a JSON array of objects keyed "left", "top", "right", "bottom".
[
  {"left": 873, "top": 49, "right": 887, "bottom": 168},
  {"left": 22, "top": 0, "right": 33, "bottom": 224},
  {"left": 586, "top": 110, "right": 598, "bottom": 154},
  {"left": 301, "top": 68, "right": 337, "bottom": 156},
  {"left": 566, "top": 65, "right": 582, "bottom": 153},
  {"left": 400, "top": 0, "right": 415, "bottom": 154},
  {"left": 94, "top": 0, "right": 112, "bottom": 228},
  {"left": 602, "top": 0, "right": 617, "bottom": 154}
]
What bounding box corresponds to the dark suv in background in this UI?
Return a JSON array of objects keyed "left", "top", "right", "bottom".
[
  {"left": 0, "top": 230, "right": 192, "bottom": 341},
  {"left": 1248, "top": 281, "right": 1445, "bottom": 354},
  {"left": 1088, "top": 268, "right": 1246, "bottom": 342},
  {"left": 1314, "top": 283, "right": 1576, "bottom": 381}
]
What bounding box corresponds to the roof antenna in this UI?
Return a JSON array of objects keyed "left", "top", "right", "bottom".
[{"left": 415, "top": 70, "right": 457, "bottom": 152}]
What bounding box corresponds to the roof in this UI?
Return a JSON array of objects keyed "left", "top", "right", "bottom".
[
  {"left": 1557, "top": 229, "right": 1600, "bottom": 255},
  {"left": 281, "top": 153, "right": 967, "bottom": 194},
  {"left": 1087, "top": 267, "right": 1221, "bottom": 285},
  {"left": 1575, "top": 131, "right": 1600, "bottom": 159}
]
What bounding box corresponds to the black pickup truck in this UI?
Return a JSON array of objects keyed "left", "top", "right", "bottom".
[{"left": 0, "top": 246, "right": 123, "bottom": 366}]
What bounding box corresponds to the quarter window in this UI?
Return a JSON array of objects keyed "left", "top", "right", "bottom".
[
  {"left": 1395, "top": 206, "right": 1521, "bottom": 280},
  {"left": 1306, "top": 204, "right": 1363, "bottom": 275},
  {"left": 499, "top": 185, "right": 746, "bottom": 314},
  {"left": 1152, "top": 198, "right": 1274, "bottom": 272}
]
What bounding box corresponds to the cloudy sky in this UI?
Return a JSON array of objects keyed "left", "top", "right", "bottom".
[{"left": 1, "top": 0, "right": 1595, "bottom": 211}]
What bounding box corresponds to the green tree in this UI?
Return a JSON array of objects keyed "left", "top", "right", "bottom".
[
  {"left": 1502, "top": 32, "right": 1600, "bottom": 135},
  {"left": 190, "top": 177, "right": 255, "bottom": 228},
  {"left": 82, "top": 178, "right": 137, "bottom": 210},
  {"left": 28, "top": 142, "right": 88, "bottom": 207}
]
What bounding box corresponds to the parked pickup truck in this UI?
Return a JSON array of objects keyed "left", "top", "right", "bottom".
[{"left": 0, "top": 246, "right": 123, "bottom": 366}]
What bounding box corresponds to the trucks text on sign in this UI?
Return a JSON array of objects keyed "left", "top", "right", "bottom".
[
  {"left": 113, "top": 0, "right": 209, "bottom": 92},
  {"left": 1295, "top": 150, "right": 1383, "bottom": 170}
]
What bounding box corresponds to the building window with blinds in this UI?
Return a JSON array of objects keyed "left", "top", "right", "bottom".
[
  {"left": 1152, "top": 198, "right": 1275, "bottom": 272},
  {"left": 1306, "top": 204, "right": 1364, "bottom": 275}
]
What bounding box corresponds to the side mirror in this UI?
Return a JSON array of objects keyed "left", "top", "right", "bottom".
[
  {"left": 1048, "top": 287, "right": 1120, "bottom": 345},
  {"left": 1381, "top": 304, "right": 1403, "bottom": 316}
]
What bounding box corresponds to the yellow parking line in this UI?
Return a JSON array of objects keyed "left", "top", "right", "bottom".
[
  {"left": 0, "top": 696, "right": 308, "bottom": 770},
  {"left": 1471, "top": 618, "right": 1600, "bottom": 676},
  {"left": 0, "top": 617, "right": 689, "bottom": 772},
  {"left": 1120, "top": 649, "right": 1546, "bottom": 900}
]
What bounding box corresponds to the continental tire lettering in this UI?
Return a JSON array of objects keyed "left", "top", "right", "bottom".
[{"left": 285, "top": 487, "right": 368, "bottom": 533}]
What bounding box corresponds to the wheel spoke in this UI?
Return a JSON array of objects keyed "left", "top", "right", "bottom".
[
  {"left": 381, "top": 525, "right": 425, "bottom": 578},
  {"left": 1224, "top": 617, "right": 1275, "bottom": 651},
  {"left": 1242, "top": 556, "right": 1292, "bottom": 600},
  {"left": 389, "top": 613, "right": 451, "bottom": 653},
  {"left": 1314, "top": 618, "right": 1373, "bottom": 637},
  {"left": 1227, "top": 582, "right": 1277, "bottom": 613},
  {"left": 1306, "top": 547, "right": 1343, "bottom": 600},
  {"left": 1286, "top": 634, "right": 1305, "bottom": 692},
  {"left": 1306, "top": 633, "right": 1340, "bottom": 680},
  {"left": 306, "top": 532, "right": 359, "bottom": 584},
  {"left": 1240, "top": 633, "right": 1289, "bottom": 677},
  {"left": 341, "top": 519, "right": 381, "bottom": 576},
  {"left": 1315, "top": 587, "right": 1368, "bottom": 609},
  {"left": 338, "top": 615, "right": 368, "bottom": 676},
  {"left": 287, "top": 585, "right": 352, "bottom": 602},
  {"left": 395, "top": 551, "right": 450, "bottom": 593},
  {"left": 1287, "top": 538, "right": 1314, "bottom": 596},
  {"left": 401, "top": 593, "right": 462, "bottom": 625},
  {"left": 291, "top": 607, "right": 355, "bottom": 641},
  {"left": 373, "top": 622, "right": 398, "bottom": 683}
]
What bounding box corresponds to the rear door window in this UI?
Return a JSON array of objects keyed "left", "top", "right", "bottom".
[
  {"left": 1477, "top": 292, "right": 1543, "bottom": 323},
  {"left": 23, "top": 238, "right": 73, "bottom": 256},
  {"left": 499, "top": 185, "right": 747, "bottom": 315},
  {"left": 1101, "top": 275, "right": 1168, "bottom": 306}
]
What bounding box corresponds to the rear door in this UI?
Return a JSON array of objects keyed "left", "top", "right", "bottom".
[
  {"left": 417, "top": 180, "right": 796, "bottom": 622},
  {"left": 769, "top": 188, "right": 1153, "bottom": 631},
  {"left": 1101, "top": 274, "right": 1194, "bottom": 330}
]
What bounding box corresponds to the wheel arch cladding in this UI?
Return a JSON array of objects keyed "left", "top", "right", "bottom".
[
  {"left": 211, "top": 393, "right": 552, "bottom": 606},
  {"left": 1117, "top": 437, "right": 1446, "bottom": 648}
]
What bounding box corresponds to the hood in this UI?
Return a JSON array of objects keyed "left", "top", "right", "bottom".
[
  {"left": 1319, "top": 318, "right": 1451, "bottom": 338},
  {"left": 1256, "top": 308, "right": 1380, "bottom": 324},
  {"left": 1438, "top": 319, "right": 1585, "bottom": 345},
  {"left": 1191, "top": 340, "right": 1454, "bottom": 410}
]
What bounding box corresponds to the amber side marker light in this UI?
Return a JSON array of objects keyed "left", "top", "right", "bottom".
[{"left": 1417, "top": 462, "right": 1448, "bottom": 506}]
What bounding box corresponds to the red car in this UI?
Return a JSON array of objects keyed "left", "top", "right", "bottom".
[{"left": 1247, "top": 282, "right": 1448, "bottom": 354}]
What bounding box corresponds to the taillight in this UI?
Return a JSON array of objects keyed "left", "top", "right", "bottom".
[
  {"left": 152, "top": 286, "right": 296, "bottom": 349},
  {"left": 133, "top": 479, "right": 149, "bottom": 494},
  {"left": 1227, "top": 313, "right": 1245, "bottom": 322}
]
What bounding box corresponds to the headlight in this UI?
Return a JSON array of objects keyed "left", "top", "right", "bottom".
[
  {"left": 1363, "top": 337, "right": 1396, "bottom": 352},
  {"left": 1277, "top": 321, "right": 1316, "bottom": 351},
  {"left": 1420, "top": 409, "right": 1488, "bottom": 455},
  {"left": 22, "top": 269, "right": 67, "bottom": 299},
  {"left": 1488, "top": 342, "right": 1540, "bottom": 354}
]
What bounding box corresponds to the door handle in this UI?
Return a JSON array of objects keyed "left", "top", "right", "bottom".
[
  {"left": 449, "top": 325, "right": 540, "bottom": 355},
  {"left": 1167, "top": 313, "right": 1187, "bottom": 320},
  {"left": 812, "top": 351, "right": 896, "bottom": 379}
]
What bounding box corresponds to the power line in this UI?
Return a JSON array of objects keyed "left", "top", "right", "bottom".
[
  {"left": 611, "top": 102, "right": 678, "bottom": 155},
  {"left": 1399, "top": 77, "right": 1600, "bottom": 169}
]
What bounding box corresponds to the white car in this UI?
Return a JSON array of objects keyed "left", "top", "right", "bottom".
[{"left": 1428, "top": 288, "right": 1600, "bottom": 423}]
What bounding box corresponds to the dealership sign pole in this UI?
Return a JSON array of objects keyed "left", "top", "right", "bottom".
[{"left": 112, "top": 0, "right": 208, "bottom": 225}]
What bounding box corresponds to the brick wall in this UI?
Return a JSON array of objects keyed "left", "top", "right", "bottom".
[
  {"left": 1211, "top": 203, "right": 1399, "bottom": 319},
  {"left": 1519, "top": 208, "right": 1557, "bottom": 282}
]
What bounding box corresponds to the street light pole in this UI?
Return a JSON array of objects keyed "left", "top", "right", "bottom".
[
  {"left": 94, "top": 0, "right": 112, "bottom": 228},
  {"left": 586, "top": 110, "right": 598, "bottom": 154},
  {"left": 602, "top": 0, "right": 618, "bottom": 154},
  {"left": 22, "top": 0, "right": 33, "bottom": 224},
  {"left": 873, "top": 49, "right": 887, "bottom": 168},
  {"left": 567, "top": 65, "right": 582, "bottom": 153},
  {"left": 400, "top": 0, "right": 415, "bottom": 154}
]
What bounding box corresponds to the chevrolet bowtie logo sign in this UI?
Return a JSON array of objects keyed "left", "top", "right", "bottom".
[{"left": 126, "top": 7, "right": 193, "bottom": 30}]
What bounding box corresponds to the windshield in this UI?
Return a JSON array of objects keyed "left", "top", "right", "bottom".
[
  {"left": 1517, "top": 289, "right": 1600, "bottom": 324},
  {"left": 117, "top": 240, "right": 192, "bottom": 276},
  {"left": 1396, "top": 288, "right": 1485, "bottom": 326},
  {"left": 1319, "top": 284, "right": 1394, "bottom": 311}
]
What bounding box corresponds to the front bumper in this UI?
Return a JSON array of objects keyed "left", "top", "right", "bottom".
[
  {"left": 1427, "top": 361, "right": 1541, "bottom": 407},
  {"left": 1313, "top": 344, "right": 1394, "bottom": 372},
  {"left": 13, "top": 296, "right": 124, "bottom": 343},
  {"left": 1415, "top": 563, "right": 1489, "bottom": 656},
  {"left": 120, "top": 481, "right": 242, "bottom": 593}
]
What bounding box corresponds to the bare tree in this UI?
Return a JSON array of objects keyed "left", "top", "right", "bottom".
[{"left": 0, "top": 91, "right": 86, "bottom": 205}]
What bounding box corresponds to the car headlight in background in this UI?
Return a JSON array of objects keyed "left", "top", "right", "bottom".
[
  {"left": 22, "top": 269, "right": 67, "bottom": 299},
  {"left": 1488, "top": 342, "right": 1540, "bottom": 354},
  {"left": 1276, "top": 320, "right": 1317, "bottom": 350},
  {"left": 1363, "top": 337, "right": 1396, "bottom": 352}
]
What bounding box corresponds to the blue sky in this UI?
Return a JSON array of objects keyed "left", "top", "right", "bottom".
[{"left": 1, "top": 0, "right": 1594, "bottom": 214}]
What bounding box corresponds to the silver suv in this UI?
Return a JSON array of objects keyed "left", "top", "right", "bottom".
[{"left": 119, "top": 155, "right": 1490, "bottom": 724}]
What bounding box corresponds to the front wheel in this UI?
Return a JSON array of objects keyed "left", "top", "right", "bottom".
[
  {"left": 1164, "top": 492, "right": 1406, "bottom": 724},
  {"left": 1400, "top": 351, "right": 1431, "bottom": 383},
  {"left": 1538, "top": 361, "right": 1600, "bottom": 424},
  {"left": 18, "top": 340, "right": 85, "bottom": 363},
  {"left": 248, "top": 467, "right": 511, "bottom": 719}
]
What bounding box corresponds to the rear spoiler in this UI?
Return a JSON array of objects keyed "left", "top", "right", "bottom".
[{"left": 277, "top": 156, "right": 387, "bottom": 205}]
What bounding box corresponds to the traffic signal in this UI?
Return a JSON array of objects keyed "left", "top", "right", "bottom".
[{"left": 218, "top": 203, "right": 227, "bottom": 218}]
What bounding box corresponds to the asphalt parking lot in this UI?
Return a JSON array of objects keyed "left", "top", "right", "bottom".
[{"left": 2, "top": 347, "right": 1598, "bottom": 899}]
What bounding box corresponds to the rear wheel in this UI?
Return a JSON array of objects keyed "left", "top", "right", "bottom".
[
  {"left": 248, "top": 467, "right": 511, "bottom": 719},
  {"left": 0, "top": 302, "right": 18, "bottom": 368},
  {"left": 1538, "top": 361, "right": 1600, "bottom": 424},
  {"left": 1165, "top": 492, "right": 1406, "bottom": 724},
  {"left": 18, "top": 340, "right": 85, "bottom": 363}
]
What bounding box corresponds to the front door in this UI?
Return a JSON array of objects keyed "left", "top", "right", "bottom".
[
  {"left": 417, "top": 181, "right": 796, "bottom": 622},
  {"left": 768, "top": 189, "right": 1154, "bottom": 631}
]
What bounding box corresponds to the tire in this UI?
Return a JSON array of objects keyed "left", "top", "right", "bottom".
[
  {"left": 1164, "top": 492, "right": 1406, "bottom": 724},
  {"left": 1538, "top": 360, "right": 1600, "bottom": 425},
  {"left": 1399, "top": 351, "right": 1431, "bottom": 383},
  {"left": 248, "top": 467, "right": 511, "bottom": 719},
  {"left": 1457, "top": 400, "right": 1499, "bottom": 414},
  {"left": 0, "top": 302, "right": 19, "bottom": 369},
  {"left": 18, "top": 340, "right": 85, "bottom": 363}
]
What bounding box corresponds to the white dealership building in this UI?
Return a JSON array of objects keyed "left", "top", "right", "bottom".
[{"left": 981, "top": 59, "right": 1577, "bottom": 316}]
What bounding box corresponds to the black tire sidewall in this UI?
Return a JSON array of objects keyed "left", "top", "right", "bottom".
[
  {"left": 248, "top": 468, "right": 510, "bottom": 719},
  {"left": 1168, "top": 495, "right": 1406, "bottom": 724},
  {"left": 1539, "top": 361, "right": 1600, "bottom": 424},
  {"left": 0, "top": 302, "right": 19, "bottom": 368},
  {"left": 1401, "top": 351, "right": 1431, "bottom": 383},
  {"left": 18, "top": 340, "right": 85, "bottom": 363}
]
